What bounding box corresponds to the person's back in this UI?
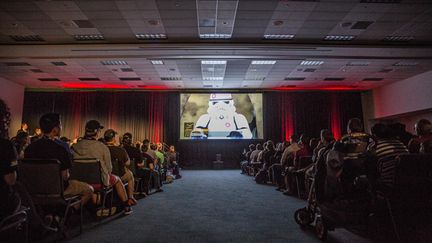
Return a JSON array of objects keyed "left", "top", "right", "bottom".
[{"left": 340, "top": 118, "right": 372, "bottom": 159}]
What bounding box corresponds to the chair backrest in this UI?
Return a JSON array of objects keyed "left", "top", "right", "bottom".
[
  {"left": 394, "top": 154, "right": 432, "bottom": 191},
  {"left": 129, "top": 158, "right": 138, "bottom": 176},
  {"left": 18, "top": 159, "right": 63, "bottom": 197},
  {"left": 111, "top": 158, "right": 121, "bottom": 177},
  {"left": 70, "top": 158, "right": 102, "bottom": 185}
]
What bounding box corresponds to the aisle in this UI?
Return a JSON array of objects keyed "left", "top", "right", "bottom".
[{"left": 69, "top": 170, "right": 369, "bottom": 243}]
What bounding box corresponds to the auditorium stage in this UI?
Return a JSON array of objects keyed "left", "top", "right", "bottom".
[{"left": 69, "top": 170, "right": 370, "bottom": 243}]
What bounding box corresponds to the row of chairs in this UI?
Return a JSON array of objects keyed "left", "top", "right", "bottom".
[{"left": 0, "top": 158, "right": 115, "bottom": 242}]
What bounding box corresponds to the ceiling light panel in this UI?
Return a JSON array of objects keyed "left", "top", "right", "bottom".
[
  {"left": 116, "top": 0, "right": 167, "bottom": 40},
  {"left": 263, "top": 34, "right": 295, "bottom": 40},
  {"left": 301, "top": 60, "right": 324, "bottom": 66},
  {"left": 201, "top": 59, "right": 227, "bottom": 83},
  {"left": 324, "top": 35, "right": 355, "bottom": 41},
  {"left": 383, "top": 36, "right": 415, "bottom": 42},
  {"left": 251, "top": 60, "right": 277, "bottom": 65},
  {"left": 151, "top": 60, "right": 164, "bottom": 65},
  {"left": 393, "top": 61, "right": 418, "bottom": 66},
  {"left": 74, "top": 34, "right": 105, "bottom": 41},
  {"left": 153, "top": 60, "right": 182, "bottom": 81},
  {"left": 244, "top": 60, "right": 276, "bottom": 83},
  {"left": 197, "top": 0, "right": 239, "bottom": 39},
  {"left": 101, "top": 60, "right": 128, "bottom": 66}
]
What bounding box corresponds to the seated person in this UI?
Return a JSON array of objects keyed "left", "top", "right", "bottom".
[
  {"left": 0, "top": 99, "right": 20, "bottom": 221},
  {"left": 271, "top": 136, "right": 298, "bottom": 190},
  {"left": 24, "top": 113, "right": 93, "bottom": 210},
  {"left": 167, "top": 145, "right": 181, "bottom": 179},
  {"left": 303, "top": 130, "right": 335, "bottom": 194},
  {"left": 144, "top": 142, "right": 163, "bottom": 192},
  {"left": 408, "top": 119, "right": 432, "bottom": 153},
  {"left": 151, "top": 143, "right": 165, "bottom": 185},
  {"left": 338, "top": 118, "right": 373, "bottom": 159},
  {"left": 104, "top": 129, "right": 136, "bottom": 205},
  {"left": 240, "top": 144, "right": 255, "bottom": 174},
  {"left": 420, "top": 139, "right": 432, "bottom": 154},
  {"left": 249, "top": 143, "right": 263, "bottom": 175},
  {"left": 71, "top": 120, "right": 133, "bottom": 215},
  {"left": 369, "top": 123, "right": 408, "bottom": 195},
  {"left": 12, "top": 131, "right": 29, "bottom": 159}
]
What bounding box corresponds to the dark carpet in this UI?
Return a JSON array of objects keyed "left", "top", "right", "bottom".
[{"left": 68, "top": 170, "right": 371, "bottom": 243}]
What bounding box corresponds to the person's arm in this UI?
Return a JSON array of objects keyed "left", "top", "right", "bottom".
[{"left": 4, "top": 172, "right": 16, "bottom": 186}]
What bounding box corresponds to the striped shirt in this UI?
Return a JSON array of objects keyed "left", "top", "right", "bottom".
[{"left": 374, "top": 139, "right": 409, "bottom": 189}]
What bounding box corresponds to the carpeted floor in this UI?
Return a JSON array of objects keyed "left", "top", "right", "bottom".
[{"left": 68, "top": 170, "right": 371, "bottom": 243}]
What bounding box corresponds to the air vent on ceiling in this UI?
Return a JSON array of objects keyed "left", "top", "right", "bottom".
[
  {"left": 360, "top": 0, "right": 400, "bottom": 3},
  {"left": 303, "top": 68, "right": 316, "bottom": 72},
  {"left": 79, "top": 77, "right": 100, "bottom": 81},
  {"left": 119, "top": 77, "right": 141, "bottom": 81},
  {"left": 101, "top": 60, "right": 128, "bottom": 65},
  {"left": 9, "top": 35, "right": 45, "bottom": 42},
  {"left": 263, "top": 34, "right": 295, "bottom": 40},
  {"left": 324, "top": 77, "right": 345, "bottom": 81},
  {"left": 4, "top": 62, "right": 31, "bottom": 66},
  {"left": 121, "top": 68, "right": 134, "bottom": 72},
  {"left": 199, "top": 34, "right": 231, "bottom": 39},
  {"left": 347, "top": 61, "right": 370, "bottom": 66},
  {"left": 74, "top": 34, "right": 105, "bottom": 41},
  {"left": 324, "top": 35, "right": 355, "bottom": 41},
  {"left": 72, "top": 20, "right": 95, "bottom": 28},
  {"left": 136, "top": 34, "right": 167, "bottom": 40},
  {"left": 301, "top": 60, "right": 323, "bottom": 66},
  {"left": 363, "top": 78, "right": 383, "bottom": 81},
  {"left": 245, "top": 77, "right": 266, "bottom": 81},
  {"left": 379, "top": 68, "right": 393, "bottom": 73},
  {"left": 351, "top": 21, "right": 374, "bottom": 30},
  {"left": 51, "top": 61, "right": 67, "bottom": 66},
  {"left": 284, "top": 77, "right": 305, "bottom": 81},
  {"left": 393, "top": 61, "right": 418, "bottom": 66},
  {"left": 383, "top": 36, "right": 414, "bottom": 42},
  {"left": 30, "top": 69, "right": 43, "bottom": 73},
  {"left": 38, "top": 78, "right": 60, "bottom": 82},
  {"left": 160, "top": 77, "right": 182, "bottom": 81}
]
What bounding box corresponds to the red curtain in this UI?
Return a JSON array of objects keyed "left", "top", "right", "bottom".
[
  {"left": 330, "top": 93, "right": 342, "bottom": 140},
  {"left": 280, "top": 93, "right": 295, "bottom": 141}
]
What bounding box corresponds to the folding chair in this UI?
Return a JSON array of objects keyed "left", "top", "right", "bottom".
[
  {"left": 111, "top": 158, "right": 128, "bottom": 188},
  {"left": 18, "top": 159, "right": 82, "bottom": 235},
  {"left": 70, "top": 158, "right": 114, "bottom": 217},
  {"left": 0, "top": 206, "right": 29, "bottom": 243},
  {"left": 128, "top": 158, "right": 144, "bottom": 193}
]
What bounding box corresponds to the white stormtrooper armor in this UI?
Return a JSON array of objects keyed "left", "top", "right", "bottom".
[{"left": 193, "top": 94, "right": 253, "bottom": 139}]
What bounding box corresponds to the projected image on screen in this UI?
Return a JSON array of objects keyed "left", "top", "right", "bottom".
[{"left": 180, "top": 93, "right": 263, "bottom": 139}]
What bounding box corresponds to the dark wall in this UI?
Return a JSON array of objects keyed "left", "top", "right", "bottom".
[{"left": 23, "top": 91, "right": 363, "bottom": 169}]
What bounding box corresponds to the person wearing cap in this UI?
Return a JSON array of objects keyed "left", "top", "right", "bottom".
[
  {"left": 71, "top": 120, "right": 133, "bottom": 215},
  {"left": 24, "top": 113, "right": 94, "bottom": 209},
  {"left": 192, "top": 93, "right": 253, "bottom": 139},
  {"left": 104, "top": 129, "right": 136, "bottom": 205}
]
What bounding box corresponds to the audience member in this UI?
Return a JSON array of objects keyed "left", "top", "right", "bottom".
[
  {"left": 388, "top": 122, "right": 413, "bottom": 146},
  {"left": 240, "top": 144, "right": 255, "bottom": 174},
  {"left": 24, "top": 113, "right": 93, "bottom": 210},
  {"left": 30, "top": 127, "right": 42, "bottom": 143},
  {"left": 0, "top": 99, "right": 20, "bottom": 220},
  {"left": 408, "top": 119, "right": 432, "bottom": 153},
  {"left": 12, "top": 131, "right": 29, "bottom": 159},
  {"left": 17, "top": 122, "right": 29, "bottom": 135},
  {"left": 142, "top": 142, "right": 163, "bottom": 192},
  {"left": 104, "top": 129, "right": 136, "bottom": 205},
  {"left": 420, "top": 139, "right": 432, "bottom": 154},
  {"left": 338, "top": 118, "right": 373, "bottom": 159},
  {"left": 167, "top": 145, "right": 181, "bottom": 179},
  {"left": 71, "top": 120, "right": 133, "bottom": 215},
  {"left": 369, "top": 123, "right": 409, "bottom": 194}
]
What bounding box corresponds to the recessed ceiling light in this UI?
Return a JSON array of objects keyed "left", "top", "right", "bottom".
[
  {"left": 150, "top": 60, "right": 164, "bottom": 65},
  {"left": 203, "top": 77, "right": 224, "bottom": 81},
  {"left": 300, "top": 60, "right": 324, "bottom": 66},
  {"left": 51, "top": 61, "right": 67, "bottom": 66},
  {"left": 79, "top": 77, "right": 100, "bottom": 81},
  {"left": 251, "top": 60, "right": 276, "bottom": 65},
  {"left": 199, "top": 33, "right": 231, "bottom": 39},
  {"left": 263, "top": 34, "right": 295, "bottom": 40},
  {"left": 201, "top": 60, "right": 227, "bottom": 65},
  {"left": 393, "top": 61, "right": 418, "bottom": 66},
  {"left": 38, "top": 78, "right": 60, "bottom": 82},
  {"left": 101, "top": 60, "right": 128, "bottom": 65},
  {"left": 324, "top": 35, "right": 355, "bottom": 41},
  {"left": 136, "top": 33, "right": 167, "bottom": 39},
  {"left": 74, "top": 34, "right": 104, "bottom": 41},
  {"left": 147, "top": 20, "right": 160, "bottom": 26},
  {"left": 383, "top": 36, "right": 414, "bottom": 42},
  {"left": 119, "top": 77, "right": 141, "bottom": 81}
]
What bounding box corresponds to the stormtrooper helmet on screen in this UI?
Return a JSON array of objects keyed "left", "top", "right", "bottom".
[{"left": 207, "top": 93, "right": 236, "bottom": 120}]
